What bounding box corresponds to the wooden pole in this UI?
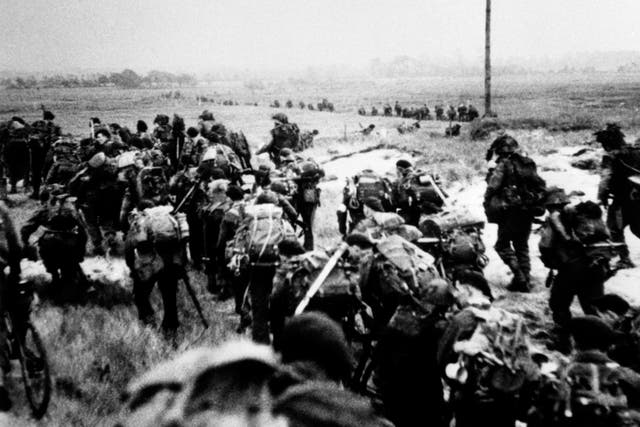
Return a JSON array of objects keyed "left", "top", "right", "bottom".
[{"left": 484, "top": 0, "right": 492, "bottom": 117}]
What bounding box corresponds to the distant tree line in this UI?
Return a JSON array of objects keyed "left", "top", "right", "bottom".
[{"left": 0, "top": 69, "right": 197, "bottom": 89}]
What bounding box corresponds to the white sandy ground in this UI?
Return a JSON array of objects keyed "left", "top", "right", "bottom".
[{"left": 315, "top": 142, "right": 640, "bottom": 314}]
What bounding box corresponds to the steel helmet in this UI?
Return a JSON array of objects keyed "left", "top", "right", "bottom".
[
  {"left": 420, "top": 278, "right": 456, "bottom": 307},
  {"left": 545, "top": 186, "right": 570, "bottom": 206}
]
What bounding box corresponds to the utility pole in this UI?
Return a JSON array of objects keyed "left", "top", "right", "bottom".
[{"left": 484, "top": 0, "right": 493, "bottom": 117}]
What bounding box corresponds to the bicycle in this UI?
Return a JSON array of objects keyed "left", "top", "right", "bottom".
[{"left": 3, "top": 280, "right": 51, "bottom": 419}]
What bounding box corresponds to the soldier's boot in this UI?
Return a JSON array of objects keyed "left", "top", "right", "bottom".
[
  {"left": 615, "top": 245, "right": 635, "bottom": 269},
  {"left": 505, "top": 260, "right": 529, "bottom": 293}
]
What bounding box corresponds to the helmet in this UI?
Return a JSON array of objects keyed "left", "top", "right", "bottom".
[
  {"left": 420, "top": 278, "right": 455, "bottom": 307},
  {"left": 256, "top": 191, "right": 279, "bottom": 205},
  {"left": 272, "top": 113, "right": 289, "bottom": 124},
  {"left": 199, "top": 110, "right": 214, "bottom": 121},
  {"left": 545, "top": 186, "right": 570, "bottom": 206},
  {"left": 270, "top": 181, "right": 289, "bottom": 195},
  {"left": 493, "top": 135, "right": 519, "bottom": 155},
  {"left": 280, "top": 148, "right": 295, "bottom": 163},
  {"left": 594, "top": 123, "right": 625, "bottom": 150}
]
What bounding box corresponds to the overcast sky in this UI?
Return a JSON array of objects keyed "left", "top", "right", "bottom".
[{"left": 1, "top": 0, "right": 639, "bottom": 73}]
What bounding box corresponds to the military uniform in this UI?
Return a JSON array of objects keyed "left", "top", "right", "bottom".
[
  {"left": 596, "top": 125, "right": 640, "bottom": 269},
  {"left": 29, "top": 115, "right": 60, "bottom": 198},
  {"left": 2, "top": 121, "right": 30, "bottom": 194},
  {"left": 484, "top": 136, "right": 542, "bottom": 291},
  {"left": 21, "top": 193, "right": 89, "bottom": 303},
  {"left": 68, "top": 154, "right": 121, "bottom": 255}
]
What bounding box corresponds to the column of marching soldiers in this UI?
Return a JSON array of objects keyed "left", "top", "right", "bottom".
[{"left": 3, "top": 110, "right": 640, "bottom": 427}]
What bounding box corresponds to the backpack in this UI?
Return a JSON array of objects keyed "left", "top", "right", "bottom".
[
  {"left": 136, "top": 167, "right": 169, "bottom": 204},
  {"left": 202, "top": 144, "right": 242, "bottom": 171},
  {"left": 353, "top": 170, "right": 392, "bottom": 208},
  {"left": 446, "top": 228, "right": 486, "bottom": 266},
  {"left": 560, "top": 361, "right": 631, "bottom": 427},
  {"left": 403, "top": 172, "right": 445, "bottom": 213},
  {"left": 228, "top": 131, "right": 251, "bottom": 166},
  {"left": 504, "top": 154, "right": 547, "bottom": 216},
  {"left": 375, "top": 234, "right": 439, "bottom": 291},
  {"left": 234, "top": 203, "right": 293, "bottom": 262},
  {"left": 539, "top": 217, "right": 561, "bottom": 268},
  {"left": 143, "top": 205, "right": 180, "bottom": 243}
]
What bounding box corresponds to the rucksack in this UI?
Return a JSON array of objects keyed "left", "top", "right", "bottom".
[
  {"left": 136, "top": 167, "right": 169, "bottom": 204},
  {"left": 560, "top": 361, "right": 631, "bottom": 427},
  {"left": 228, "top": 131, "right": 251, "bottom": 166},
  {"left": 538, "top": 217, "right": 562, "bottom": 268},
  {"left": 353, "top": 170, "right": 392, "bottom": 208},
  {"left": 446, "top": 228, "right": 486, "bottom": 266},
  {"left": 234, "top": 203, "right": 294, "bottom": 262},
  {"left": 505, "top": 154, "right": 547, "bottom": 216},
  {"left": 402, "top": 171, "right": 445, "bottom": 213},
  {"left": 202, "top": 144, "right": 242, "bottom": 171},
  {"left": 142, "top": 205, "right": 180, "bottom": 243}
]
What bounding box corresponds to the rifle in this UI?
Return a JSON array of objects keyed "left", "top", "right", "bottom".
[
  {"left": 294, "top": 242, "right": 348, "bottom": 315},
  {"left": 180, "top": 271, "right": 209, "bottom": 328},
  {"left": 173, "top": 181, "right": 198, "bottom": 214}
]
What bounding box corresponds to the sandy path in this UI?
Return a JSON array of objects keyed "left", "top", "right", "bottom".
[{"left": 318, "top": 143, "right": 640, "bottom": 310}]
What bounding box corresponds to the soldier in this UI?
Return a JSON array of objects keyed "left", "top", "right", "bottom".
[
  {"left": 0, "top": 200, "right": 23, "bottom": 411},
  {"left": 467, "top": 103, "right": 480, "bottom": 121},
  {"left": 287, "top": 157, "right": 324, "bottom": 250},
  {"left": 307, "top": 103, "right": 314, "bottom": 111},
  {"left": 68, "top": 153, "right": 121, "bottom": 256},
  {"left": 529, "top": 316, "right": 640, "bottom": 427},
  {"left": 298, "top": 129, "right": 318, "bottom": 151},
  {"left": 393, "top": 159, "right": 419, "bottom": 225},
  {"left": 216, "top": 185, "right": 247, "bottom": 314},
  {"left": 596, "top": 123, "right": 638, "bottom": 269},
  {"left": 547, "top": 199, "right": 612, "bottom": 348},
  {"left": 371, "top": 106, "right": 378, "bottom": 116},
  {"left": 394, "top": 101, "right": 402, "bottom": 117},
  {"left": 299, "top": 101, "right": 306, "bottom": 109},
  {"left": 383, "top": 104, "right": 393, "bottom": 116},
  {"left": 201, "top": 179, "right": 231, "bottom": 294},
  {"left": 2, "top": 118, "right": 30, "bottom": 194},
  {"left": 21, "top": 189, "right": 89, "bottom": 303},
  {"left": 245, "top": 191, "right": 297, "bottom": 343},
  {"left": 286, "top": 100, "right": 293, "bottom": 108},
  {"left": 257, "top": 114, "right": 300, "bottom": 168},
  {"left": 435, "top": 104, "right": 445, "bottom": 120},
  {"left": 28, "top": 110, "right": 61, "bottom": 199},
  {"left": 358, "top": 107, "right": 366, "bottom": 116},
  {"left": 457, "top": 103, "right": 468, "bottom": 121},
  {"left": 95, "top": 129, "right": 126, "bottom": 158},
  {"left": 484, "top": 135, "right": 546, "bottom": 292},
  {"left": 447, "top": 105, "right": 457, "bottom": 121},
  {"left": 125, "top": 201, "right": 187, "bottom": 336},
  {"left": 181, "top": 127, "right": 209, "bottom": 168},
  {"left": 45, "top": 138, "right": 81, "bottom": 187}
]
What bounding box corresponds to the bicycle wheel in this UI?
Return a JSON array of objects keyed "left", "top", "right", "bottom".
[{"left": 17, "top": 322, "right": 51, "bottom": 419}]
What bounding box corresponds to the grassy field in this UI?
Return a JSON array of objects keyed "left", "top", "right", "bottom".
[{"left": 2, "top": 73, "right": 640, "bottom": 425}]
